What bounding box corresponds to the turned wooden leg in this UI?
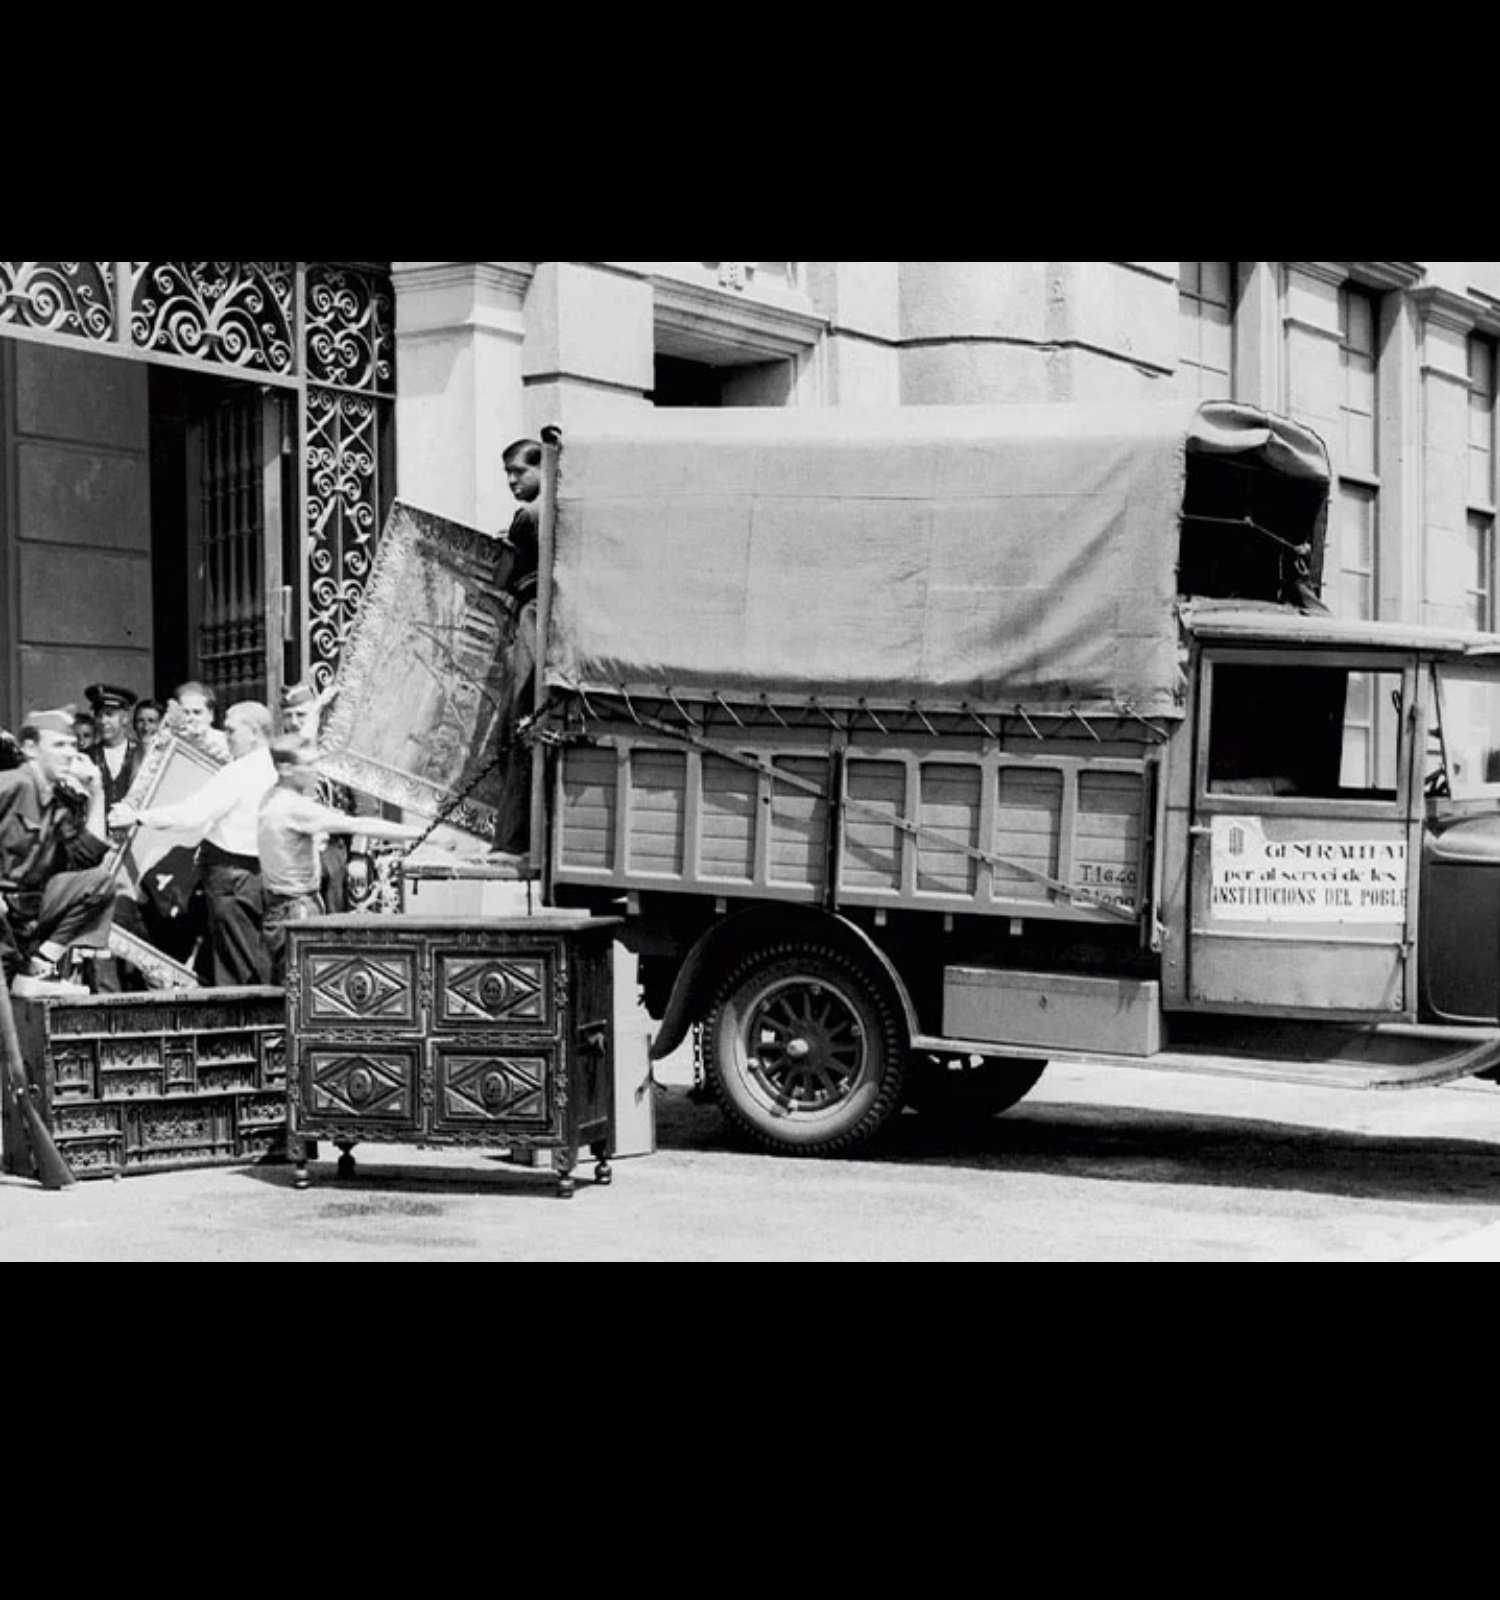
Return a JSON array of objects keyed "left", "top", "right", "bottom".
[
  {"left": 289, "top": 1110, "right": 310, "bottom": 1190},
  {"left": 556, "top": 1149, "right": 577, "bottom": 1200},
  {"left": 336, "top": 1141, "right": 358, "bottom": 1181},
  {"left": 591, "top": 1140, "right": 614, "bottom": 1188}
]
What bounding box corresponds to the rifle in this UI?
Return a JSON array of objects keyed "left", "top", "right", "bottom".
[{"left": 0, "top": 969, "right": 75, "bottom": 1191}]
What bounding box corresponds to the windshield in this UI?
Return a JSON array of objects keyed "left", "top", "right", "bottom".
[{"left": 1432, "top": 664, "right": 1500, "bottom": 801}]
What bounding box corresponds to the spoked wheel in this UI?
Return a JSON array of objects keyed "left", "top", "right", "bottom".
[
  {"left": 904, "top": 1054, "right": 1047, "bottom": 1122},
  {"left": 702, "top": 942, "right": 907, "bottom": 1157}
]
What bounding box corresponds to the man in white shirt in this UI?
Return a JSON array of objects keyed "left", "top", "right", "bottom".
[
  {"left": 259, "top": 737, "right": 425, "bottom": 982},
  {"left": 111, "top": 702, "right": 276, "bottom": 987}
]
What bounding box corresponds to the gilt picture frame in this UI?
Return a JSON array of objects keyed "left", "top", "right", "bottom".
[
  {"left": 113, "top": 730, "right": 227, "bottom": 894},
  {"left": 318, "top": 501, "right": 514, "bottom": 845}
]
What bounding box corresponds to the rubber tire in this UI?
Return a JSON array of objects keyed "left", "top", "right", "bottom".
[
  {"left": 702, "top": 941, "right": 907, "bottom": 1158},
  {"left": 904, "top": 1054, "right": 1047, "bottom": 1122}
]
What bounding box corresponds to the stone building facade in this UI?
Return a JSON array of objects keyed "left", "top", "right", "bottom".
[
  {"left": 397, "top": 261, "right": 1500, "bottom": 645},
  {"left": 1, "top": 261, "right": 1496, "bottom": 728}
]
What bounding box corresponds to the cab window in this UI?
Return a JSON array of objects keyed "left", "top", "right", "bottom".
[
  {"left": 1207, "top": 662, "right": 1403, "bottom": 801},
  {"left": 1431, "top": 665, "right": 1500, "bottom": 800}
]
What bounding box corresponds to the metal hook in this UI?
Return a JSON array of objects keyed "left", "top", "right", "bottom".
[
  {"left": 714, "top": 692, "right": 747, "bottom": 729},
  {"left": 666, "top": 688, "right": 699, "bottom": 731},
  {"left": 1069, "top": 706, "right": 1103, "bottom": 743},
  {"left": 618, "top": 685, "right": 643, "bottom": 726},
  {"left": 809, "top": 697, "right": 842, "bottom": 731},
  {"left": 1015, "top": 707, "right": 1047, "bottom": 743},
  {"left": 1120, "top": 703, "right": 1168, "bottom": 741},
  {"left": 858, "top": 701, "right": 889, "bottom": 736},
  {"left": 760, "top": 696, "right": 790, "bottom": 729},
  {"left": 964, "top": 705, "right": 995, "bottom": 740}
]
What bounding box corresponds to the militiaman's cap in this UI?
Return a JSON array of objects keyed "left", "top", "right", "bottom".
[
  {"left": 87, "top": 683, "right": 138, "bottom": 712},
  {"left": 281, "top": 682, "right": 318, "bottom": 713},
  {"left": 24, "top": 709, "right": 76, "bottom": 736}
]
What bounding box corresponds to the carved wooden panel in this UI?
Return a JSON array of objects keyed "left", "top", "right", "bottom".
[
  {"left": 307, "top": 1050, "right": 419, "bottom": 1123},
  {"left": 436, "top": 1051, "right": 551, "bottom": 1128},
  {"left": 305, "top": 950, "right": 419, "bottom": 1027},
  {"left": 435, "top": 953, "right": 550, "bottom": 1030}
]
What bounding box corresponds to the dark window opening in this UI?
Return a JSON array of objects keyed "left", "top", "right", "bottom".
[
  {"left": 1208, "top": 662, "right": 1402, "bottom": 801},
  {"left": 1181, "top": 453, "right": 1330, "bottom": 608}
]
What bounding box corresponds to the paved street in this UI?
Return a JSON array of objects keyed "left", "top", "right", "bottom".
[{"left": 6, "top": 1058, "right": 1500, "bottom": 1261}]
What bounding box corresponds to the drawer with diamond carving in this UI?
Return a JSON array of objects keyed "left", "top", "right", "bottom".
[
  {"left": 432, "top": 1047, "right": 553, "bottom": 1133},
  {"left": 305, "top": 1046, "right": 423, "bottom": 1129},
  {"left": 434, "top": 948, "right": 554, "bottom": 1033},
  {"left": 286, "top": 915, "right": 621, "bottom": 1198},
  {"left": 300, "top": 946, "right": 421, "bottom": 1030}
]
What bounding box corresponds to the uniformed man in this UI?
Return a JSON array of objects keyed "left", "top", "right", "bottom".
[
  {"left": 0, "top": 710, "right": 115, "bottom": 994},
  {"left": 87, "top": 683, "right": 144, "bottom": 832}
]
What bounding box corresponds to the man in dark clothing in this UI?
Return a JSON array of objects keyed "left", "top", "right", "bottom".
[
  {"left": 0, "top": 710, "right": 115, "bottom": 990},
  {"left": 87, "top": 683, "right": 144, "bottom": 835},
  {"left": 493, "top": 438, "right": 542, "bottom": 862}
]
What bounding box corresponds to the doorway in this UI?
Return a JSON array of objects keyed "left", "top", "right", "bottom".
[{"left": 149, "top": 368, "right": 295, "bottom": 712}]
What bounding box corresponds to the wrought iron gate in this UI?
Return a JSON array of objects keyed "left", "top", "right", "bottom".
[
  {"left": 193, "top": 386, "right": 285, "bottom": 708},
  {"left": 0, "top": 261, "right": 395, "bottom": 695}
]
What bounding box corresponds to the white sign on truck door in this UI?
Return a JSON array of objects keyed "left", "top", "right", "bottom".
[{"left": 1210, "top": 817, "right": 1407, "bottom": 924}]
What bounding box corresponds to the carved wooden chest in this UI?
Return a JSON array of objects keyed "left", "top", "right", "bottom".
[
  {"left": 1, "top": 989, "right": 289, "bottom": 1181},
  {"left": 285, "top": 915, "right": 619, "bottom": 1199}
]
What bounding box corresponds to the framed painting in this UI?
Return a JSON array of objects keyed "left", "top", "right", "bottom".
[
  {"left": 318, "top": 501, "right": 515, "bottom": 844},
  {"left": 113, "top": 730, "right": 227, "bottom": 897}
]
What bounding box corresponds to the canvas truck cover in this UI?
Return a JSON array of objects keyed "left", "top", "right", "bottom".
[{"left": 545, "top": 401, "right": 1331, "bottom": 722}]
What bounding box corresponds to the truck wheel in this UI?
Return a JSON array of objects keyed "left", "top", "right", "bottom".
[
  {"left": 702, "top": 942, "right": 907, "bottom": 1157},
  {"left": 904, "top": 1054, "right": 1047, "bottom": 1121}
]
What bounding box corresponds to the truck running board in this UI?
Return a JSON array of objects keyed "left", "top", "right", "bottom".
[{"left": 912, "top": 1023, "right": 1500, "bottom": 1094}]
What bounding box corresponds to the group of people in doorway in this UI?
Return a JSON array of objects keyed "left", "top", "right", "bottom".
[{"left": 0, "top": 435, "right": 545, "bottom": 1002}]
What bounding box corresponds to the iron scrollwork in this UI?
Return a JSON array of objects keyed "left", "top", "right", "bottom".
[
  {"left": 306, "top": 385, "right": 383, "bottom": 693},
  {"left": 306, "top": 264, "right": 396, "bottom": 395},
  {"left": 129, "top": 261, "right": 296, "bottom": 375},
  {"left": 0, "top": 259, "right": 395, "bottom": 697},
  {"left": 0, "top": 261, "right": 114, "bottom": 339}
]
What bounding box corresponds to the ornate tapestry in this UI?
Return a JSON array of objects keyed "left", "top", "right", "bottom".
[{"left": 318, "top": 502, "right": 514, "bottom": 843}]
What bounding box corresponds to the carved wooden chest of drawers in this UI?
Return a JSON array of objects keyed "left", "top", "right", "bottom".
[
  {"left": 1, "top": 989, "right": 290, "bottom": 1181},
  {"left": 285, "top": 915, "right": 619, "bottom": 1199}
]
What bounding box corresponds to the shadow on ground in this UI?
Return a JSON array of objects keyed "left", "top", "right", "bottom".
[
  {"left": 655, "top": 1090, "right": 1500, "bottom": 1207},
  {"left": 235, "top": 1155, "right": 599, "bottom": 1205}
]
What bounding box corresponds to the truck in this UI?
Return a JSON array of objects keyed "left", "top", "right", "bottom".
[{"left": 522, "top": 400, "right": 1500, "bottom": 1156}]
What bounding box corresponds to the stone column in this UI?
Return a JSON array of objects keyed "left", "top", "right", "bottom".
[
  {"left": 521, "top": 262, "right": 655, "bottom": 434},
  {"left": 391, "top": 261, "right": 535, "bottom": 532},
  {"left": 1235, "top": 261, "right": 1284, "bottom": 411},
  {"left": 1415, "top": 290, "right": 1481, "bottom": 630}
]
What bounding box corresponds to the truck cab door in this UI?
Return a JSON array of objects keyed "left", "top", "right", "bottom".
[
  {"left": 1419, "top": 659, "right": 1500, "bottom": 1025},
  {"left": 1187, "top": 649, "right": 1419, "bottom": 1019}
]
